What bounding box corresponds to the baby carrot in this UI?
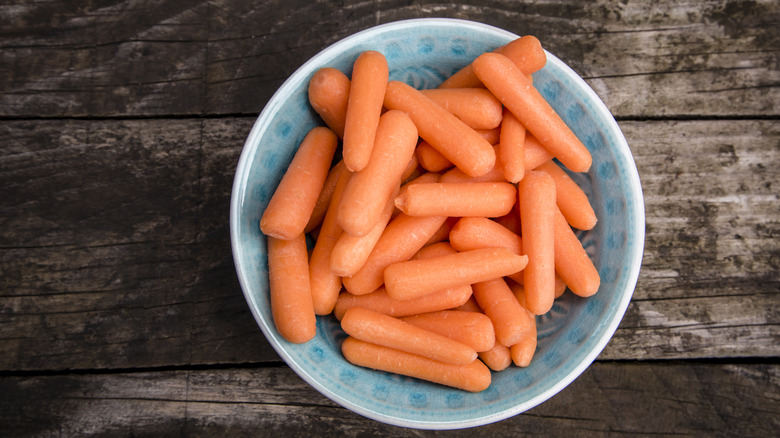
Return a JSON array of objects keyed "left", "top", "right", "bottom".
[
  {"left": 267, "top": 234, "right": 316, "bottom": 344},
  {"left": 341, "top": 337, "right": 491, "bottom": 392},
  {"left": 420, "top": 88, "right": 503, "bottom": 130},
  {"left": 333, "top": 283, "right": 472, "bottom": 320},
  {"left": 401, "top": 310, "right": 496, "bottom": 352},
  {"left": 536, "top": 160, "right": 597, "bottom": 230},
  {"left": 341, "top": 307, "right": 478, "bottom": 365},
  {"left": 499, "top": 107, "right": 526, "bottom": 183},
  {"left": 308, "top": 67, "right": 350, "bottom": 138},
  {"left": 479, "top": 344, "right": 512, "bottom": 372},
  {"left": 518, "top": 171, "right": 557, "bottom": 315},
  {"left": 448, "top": 216, "right": 528, "bottom": 284},
  {"left": 416, "top": 140, "right": 454, "bottom": 172},
  {"left": 472, "top": 277, "right": 535, "bottom": 347},
  {"left": 454, "top": 295, "right": 483, "bottom": 313},
  {"left": 510, "top": 325, "right": 537, "bottom": 367},
  {"left": 335, "top": 242, "right": 472, "bottom": 318},
  {"left": 330, "top": 188, "right": 397, "bottom": 277},
  {"left": 524, "top": 132, "right": 556, "bottom": 171},
  {"left": 477, "top": 127, "right": 502, "bottom": 145},
  {"left": 401, "top": 153, "right": 421, "bottom": 183},
  {"left": 508, "top": 283, "right": 539, "bottom": 367},
  {"left": 309, "top": 168, "right": 351, "bottom": 315},
  {"left": 449, "top": 216, "right": 523, "bottom": 256},
  {"left": 425, "top": 216, "right": 459, "bottom": 246},
  {"left": 384, "top": 247, "right": 529, "bottom": 301},
  {"left": 394, "top": 182, "right": 516, "bottom": 218},
  {"left": 341, "top": 213, "right": 447, "bottom": 296},
  {"left": 342, "top": 50, "right": 389, "bottom": 172},
  {"left": 338, "top": 110, "right": 418, "bottom": 237},
  {"left": 305, "top": 159, "right": 347, "bottom": 233},
  {"left": 384, "top": 80, "right": 496, "bottom": 177},
  {"left": 510, "top": 274, "right": 569, "bottom": 300},
  {"left": 439, "top": 158, "right": 507, "bottom": 184},
  {"left": 473, "top": 52, "right": 592, "bottom": 173},
  {"left": 439, "top": 35, "right": 547, "bottom": 89},
  {"left": 259, "top": 126, "right": 338, "bottom": 240},
  {"left": 553, "top": 206, "right": 601, "bottom": 297}
]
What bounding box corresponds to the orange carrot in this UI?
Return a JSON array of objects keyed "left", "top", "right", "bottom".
[
  {"left": 393, "top": 171, "right": 441, "bottom": 219},
  {"left": 479, "top": 344, "right": 512, "bottom": 371},
  {"left": 384, "top": 247, "right": 528, "bottom": 301},
  {"left": 420, "top": 88, "right": 503, "bottom": 130},
  {"left": 308, "top": 67, "right": 350, "bottom": 138},
  {"left": 342, "top": 51, "right": 389, "bottom": 172},
  {"left": 400, "top": 153, "right": 421, "bottom": 183},
  {"left": 333, "top": 283, "right": 472, "bottom": 320},
  {"left": 425, "top": 216, "right": 459, "bottom": 246},
  {"left": 383, "top": 80, "right": 496, "bottom": 177},
  {"left": 416, "top": 140, "right": 454, "bottom": 172},
  {"left": 309, "top": 168, "right": 351, "bottom": 315},
  {"left": 524, "top": 132, "right": 555, "bottom": 170},
  {"left": 342, "top": 213, "right": 447, "bottom": 295},
  {"left": 341, "top": 307, "right": 478, "bottom": 365},
  {"left": 341, "top": 337, "right": 491, "bottom": 392},
  {"left": 401, "top": 310, "right": 496, "bottom": 352},
  {"left": 536, "top": 160, "right": 597, "bottom": 230},
  {"left": 305, "top": 159, "right": 347, "bottom": 233},
  {"left": 518, "top": 170, "right": 557, "bottom": 315},
  {"left": 472, "top": 277, "right": 535, "bottom": 347},
  {"left": 507, "top": 283, "right": 538, "bottom": 367},
  {"left": 553, "top": 206, "right": 601, "bottom": 297},
  {"left": 448, "top": 216, "right": 529, "bottom": 284},
  {"left": 449, "top": 216, "right": 523, "bottom": 256},
  {"left": 394, "top": 182, "right": 516, "bottom": 218},
  {"left": 338, "top": 110, "right": 418, "bottom": 237},
  {"left": 267, "top": 234, "right": 316, "bottom": 343},
  {"left": 334, "top": 242, "right": 472, "bottom": 318},
  {"left": 454, "top": 295, "right": 483, "bottom": 313},
  {"left": 510, "top": 325, "right": 537, "bottom": 367},
  {"left": 509, "top": 274, "right": 569, "bottom": 300},
  {"left": 439, "top": 35, "right": 547, "bottom": 89},
  {"left": 477, "top": 127, "right": 502, "bottom": 145},
  {"left": 499, "top": 107, "right": 526, "bottom": 183},
  {"left": 260, "top": 127, "right": 338, "bottom": 240},
  {"left": 330, "top": 187, "right": 397, "bottom": 277},
  {"left": 439, "top": 156, "right": 507, "bottom": 184},
  {"left": 472, "top": 52, "right": 592, "bottom": 173}
]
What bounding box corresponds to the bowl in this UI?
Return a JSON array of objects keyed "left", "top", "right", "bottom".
[{"left": 230, "top": 18, "right": 644, "bottom": 429}]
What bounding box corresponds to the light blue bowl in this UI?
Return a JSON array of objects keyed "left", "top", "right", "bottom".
[{"left": 230, "top": 18, "right": 644, "bottom": 429}]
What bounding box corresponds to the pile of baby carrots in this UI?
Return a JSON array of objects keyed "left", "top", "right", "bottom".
[{"left": 259, "top": 35, "right": 600, "bottom": 393}]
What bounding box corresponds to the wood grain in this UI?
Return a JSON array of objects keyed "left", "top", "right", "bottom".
[
  {"left": 1, "top": 363, "right": 777, "bottom": 436},
  {"left": 1, "top": 118, "right": 777, "bottom": 370},
  {"left": 0, "top": 0, "right": 777, "bottom": 118}
]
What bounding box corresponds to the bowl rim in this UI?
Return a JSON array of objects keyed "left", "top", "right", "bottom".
[{"left": 230, "top": 17, "right": 645, "bottom": 429}]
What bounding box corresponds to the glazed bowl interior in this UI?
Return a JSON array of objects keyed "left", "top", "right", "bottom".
[{"left": 230, "top": 18, "right": 644, "bottom": 429}]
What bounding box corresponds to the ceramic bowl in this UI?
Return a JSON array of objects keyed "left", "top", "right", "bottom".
[{"left": 230, "top": 18, "right": 644, "bottom": 429}]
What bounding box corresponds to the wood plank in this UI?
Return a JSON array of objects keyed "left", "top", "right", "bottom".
[
  {"left": 1, "top": 118, "right": 777, "bottom": 371},
  {"left": 1, "top": 0, "right": 777, "bottom": 118},
  {"left": 1, "top": 363, "right": 778, "bottom": 436}
]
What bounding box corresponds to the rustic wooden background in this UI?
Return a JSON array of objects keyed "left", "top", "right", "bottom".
[{"left": 1, "top": 0, "right": 778, "bottom": 436}]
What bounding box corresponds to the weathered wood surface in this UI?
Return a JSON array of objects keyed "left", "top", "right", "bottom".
[
  {"left": 1, "top": 0, "right": 778, "bottom": 434},
  {"left": 0, "top": 0, "right": 778, "bottom": 118},
  {"left": 1, "top": 118, "right": 777, "bottom": 370},
  {"left": 1, "top": 363, "right": 778, "bottom": 437}
]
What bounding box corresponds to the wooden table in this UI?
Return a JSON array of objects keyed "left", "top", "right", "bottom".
[{"left": 1, "top": 1, "right": 778, "bottom": 435}]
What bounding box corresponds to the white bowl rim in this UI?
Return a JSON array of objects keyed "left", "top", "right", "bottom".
[{"left": 230, "top": 17, "right": 645, "bottom": 430}]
